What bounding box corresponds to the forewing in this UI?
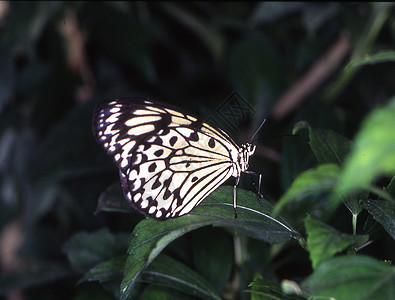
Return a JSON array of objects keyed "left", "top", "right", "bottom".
[{"left": 93, "top": 98, "right": 239, "bottom": 219}]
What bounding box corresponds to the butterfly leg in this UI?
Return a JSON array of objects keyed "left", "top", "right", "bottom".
[
  {"left": 245, "top": 170, "right": 265, "bottom": 207},
  {"left": 233, "top": 176, "right": 240, "bottom": 218}
]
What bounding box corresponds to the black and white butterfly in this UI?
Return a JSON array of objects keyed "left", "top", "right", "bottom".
[{"left": 93, "top": 97, "right": 264, "bottom": 220}]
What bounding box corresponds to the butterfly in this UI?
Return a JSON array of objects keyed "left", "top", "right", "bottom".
[{"left": 92, "top": 97, "right": 264, "bottom": 220}]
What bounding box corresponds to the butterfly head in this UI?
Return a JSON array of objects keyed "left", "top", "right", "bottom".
[
  {"left": 237, "top": 118, "right": 266, "bottom": 173},
  {"left": 238, "top": 117, "right": 266, "bottom": 173},
  {"left": 239, "top": 143, "right": 256, "bottom": 172}
]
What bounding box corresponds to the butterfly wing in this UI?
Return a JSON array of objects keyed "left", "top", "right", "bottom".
[{"left": 93, "top": 98, "right": 241, "bottom": 219}]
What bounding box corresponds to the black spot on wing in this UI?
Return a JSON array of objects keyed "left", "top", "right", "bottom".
[
  {"left": 146, "top": 196, "right": 154, "bottom": 205},
  {"left": 154, "top": 149, "right": 164, "bottom": 157},
  {"left": 208, "top": 138, "right": 215, "bottom": 148},
  {"left": 164, "top": 189, "right": 171, "bottom": 200},
  {"left": 173, "top": 188, "right": 181, "bottom": 205},
  {"left": 189, "top": 131, "right": 199, "bottom": 142},
  {"left": 152, "top": 178, "right": 161, "bottom": 189},
  {"left": 148, "top": 162, "right": 157, "bottom": 173},
  {"left": 154, "top": 137, "right": 163, "bottom": 145},
  {"left": 169, "top": 136, "right": 177, "bottom": 146}
]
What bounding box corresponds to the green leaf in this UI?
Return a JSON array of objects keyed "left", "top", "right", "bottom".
[
  {"left": 293, "top": 121, "right": 352, "bottom": 166},
  {"left": 336, "top": 97, "right": 395, "bottom": 195},
  {"left": 344, "top": 50, "right": 395, "bottom": 72},
  {"left": 190, "top": 229, "right": 233, "bottom": 293},
  {"left": 63, "top": 228, "right": 129, "bottom": 272},
  {"left": 281, "top": 128, "right": 316, "bottom": 191},
  {"left": 79, "top": 255, "right": 126, "bottom": 284},
  {"left": 120, "top": 186, "right": 301, "bottom": 300},
  {"left": 141, "top": 254, "right": 221, "bottom": 300},
  {"left": 247, "top": 274, "right": 304, "bottom": 300},
  {"left": 273, "top": 164, "right": 340, "bottom": 216},
  {"left": 74, "top": 288, "right": 116, "bottom": 300},
  {"left": 95, "top": 182, "right": 134, "bottom": 214},
  {"left": 385, "top": 176, "right": 395, "bottom": 198},
  {"left": 138, "top": 285, "right": 193, "bottom": 300},
  {"left": 305, "top": 216, "right": 369, "bottom": 268},
  {"left": 361, "top": 198, "right": 395, "bottom": 240},
  {"left": 301, "top": 255, "right": 395, "bottom": 300},
  {"left": 360, "top": 176, "right": 395, "bottom": 239},
  {"left": 293, "top": 122, "right": 363, "bottom": 214}
]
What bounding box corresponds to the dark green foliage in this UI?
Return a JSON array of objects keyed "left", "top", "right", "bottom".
[{"left": 0, "top": 2, "right": 394, "bottom": 300}]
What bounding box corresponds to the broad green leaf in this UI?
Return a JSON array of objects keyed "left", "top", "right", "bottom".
[
  {"left": 247, "top": 274, "right": 304, "bottom": 300},
  {"left": 385, "top": 176, "right": 395, "bottom": 197},
  {"left": 78, "top": 254, "right": 220, "bottom": 299},
  {"left": 293, "top": 121, "right": 351, "bottom": 166},
  {"left": 238, "top": 239, "right": 274, "bottom": 298},
  {"left": 305, "top": 216, "right": 369, "bottom": 268},
  {"left": 301, "top": 255, "right": 395, "bottom": 300},
  {"left": 281, "top": 128, "right": 315, "bottom": 192},
  {"left": 63, "top": 228, "right": 129, "bottom": 272},
  {"left": 190, "top": 229, "right": 233, "bottom": 293},
  {"left": 273, "top": 164, "right": 340, "bottom": 216},
  {"left": 344, "top": 50, "right": 395, "bottom": 72},
  {"left": 361, "top": 199, "right": 395, "bottom": 240},
  {"left": 360, "top": 176, "right": 395, "bottom": 239},
  {"left": 79, "top": 255, "right": 126, "bottom": 284},
  {"left": 336, "top": 97, "right": 395, "bottom": 195},
  {"left": 138, "top": 285, "right": 193, "bottom": 300},
  {"left": 74, "top": 288, "right": 117, "bottom": 300},
  {"left": 82, "top": 254, "right": 219, "bottom": 298},
  {"left": 293, "top": 122, "right": 362, "bottom": 214},
  {"left": 141, "top": 254, "right": 221, "bottom": 300},
  {"left": 96, "top": 182, "right": 134, "bottom": 214},
  {"left": 120, "top": 186, "right": 301, "bottom": 300}
]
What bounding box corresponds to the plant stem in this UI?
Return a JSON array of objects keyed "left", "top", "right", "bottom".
[{"left": 352, "top": 213, "right": 358, "bottom": 235}]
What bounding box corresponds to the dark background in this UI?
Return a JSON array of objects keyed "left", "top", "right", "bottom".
[{"left": 0, "top": 2, "right": 394, "bottom": 299}]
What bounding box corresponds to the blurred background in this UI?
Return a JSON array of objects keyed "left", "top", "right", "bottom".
[{"left": 0, "top": 2, "right": 394, "bottom": 299}]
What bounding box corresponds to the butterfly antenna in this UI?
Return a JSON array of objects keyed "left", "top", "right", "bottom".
[{"left": 250, "top": 118, "right": 266, "bottom": 144}]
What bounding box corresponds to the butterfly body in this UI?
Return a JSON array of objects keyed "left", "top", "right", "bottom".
[{"left": 93, "top": 98, "right": 256, "bottom": 220}]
